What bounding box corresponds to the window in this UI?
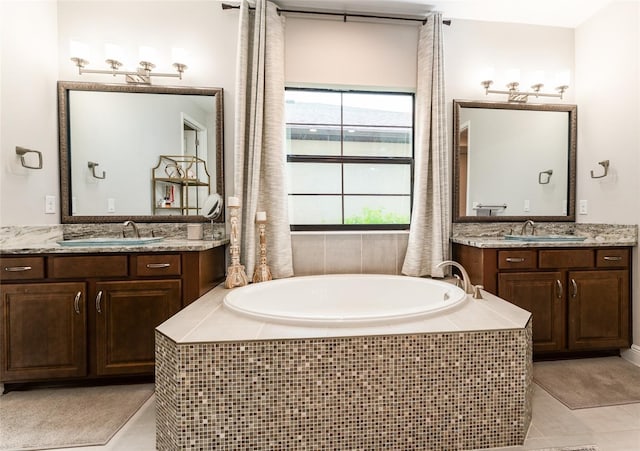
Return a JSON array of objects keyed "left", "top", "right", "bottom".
[{"left": 285, "top": 88, "right": 414, "bottom": 230}]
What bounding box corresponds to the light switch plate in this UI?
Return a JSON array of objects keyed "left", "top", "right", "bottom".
[
  {"left": 45, "top": 195, "right": 56, "bottom": 214},
  {"left": 107, "top": 198, "right": 116, "bottom": 213},
  {"left": 579, "top": 199, "right": 588, "bottom": 215}
]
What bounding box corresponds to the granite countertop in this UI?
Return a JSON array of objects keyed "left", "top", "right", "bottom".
[
  {"left": 451, "top": 223, "right": 638, "bottom": 249},
  {"left": 0, "top": 238, "right": 229, "bottom": 255},
  {"left": 452, "top": 235, "right": 637, "bottom": 249},
  {"left": 0, "top": 224, "right": 229, "bottom": 255}
]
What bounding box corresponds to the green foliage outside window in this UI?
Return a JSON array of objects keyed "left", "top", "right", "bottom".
[{"left": 344, "top": 207, "right": 409, "bottom": 225}]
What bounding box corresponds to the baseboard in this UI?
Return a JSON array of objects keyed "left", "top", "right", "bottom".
[{"left": 621, "top": 344, "right": 640, "bottom": 367}]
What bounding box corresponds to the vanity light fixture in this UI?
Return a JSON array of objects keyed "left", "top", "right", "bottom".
[
  {"left": 70, "top": 41, "right": 188, "bottom": 85},
  {"left": 481, "top": 70, "right": 570, "bottom": 103}
]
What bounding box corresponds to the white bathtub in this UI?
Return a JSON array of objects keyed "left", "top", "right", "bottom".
[{"left": 223, "top": 274, "right": 467, "bottom": 326}]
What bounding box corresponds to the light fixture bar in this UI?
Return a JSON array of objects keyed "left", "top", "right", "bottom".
[
  {"left": 481, "top": 80, "right": 568, "bottom": 103},
  {"left": 70, "top": 56, "right": 187, "bottom": 85}
]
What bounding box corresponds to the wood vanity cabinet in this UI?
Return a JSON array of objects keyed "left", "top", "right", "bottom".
[
  {"left": 0, "top": 280, "right": 87, "bottom": 381},
  {"left": 0, "top": 248, "right": 225, "bottom": 384},
  {"left": 453, "top": 245, "right": 631, "bottom": 356}
]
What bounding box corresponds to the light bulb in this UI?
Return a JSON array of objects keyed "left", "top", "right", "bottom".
[
  {"left": 70, "top": 40, "right": 89, "bottom": 60},
  {"left": 171, "top": 47, "right": 188, "bottom": 64},
  {"left": 506, "top": 68, "right": 521, "bottom": 84},
  {"left": 139, "top": 45, "right": 157, "bottom": 63},
  {"left": 555, "top": 70, "right": 571, "bottom": 87},
  {"left": 479, "top": 66, "right": 495, "bottom": 82},
  {"left": 104, "top": 43, "right": 123, "bottom": 62},
  {"left": 532, "top": 70, "right": 545, "bottom": 85}
]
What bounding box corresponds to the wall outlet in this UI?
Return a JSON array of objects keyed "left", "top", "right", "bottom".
[
  {"left": 107, "top": 198, "right": 116, "bottom": 213},
  {"left": 579, "top": 199, "right": 588, "bottom": 215},
  {"left": 523, "top": 200, "right": 530, "bottom": 212},
  {"left": 45, "top": 195, "right": 56, "bottom": 214}
]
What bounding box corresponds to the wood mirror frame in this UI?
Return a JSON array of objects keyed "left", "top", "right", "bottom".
[
  {"left": 58, "top": 81, "right": 224, "bottom": 223},
  {"left": 452, "top": 100, "right": 577, "bottom": 223}
]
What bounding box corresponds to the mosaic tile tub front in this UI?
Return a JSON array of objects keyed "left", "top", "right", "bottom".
[{"left": 156, "top": 323, "right": 532, "bottom": 450}]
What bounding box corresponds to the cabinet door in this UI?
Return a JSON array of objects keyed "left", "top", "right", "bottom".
[
  {"left": 94, "top": 279, "right": 181, "bottom": 376},
  {"left": 0, "top": 282, "right": 87, "bottom": 382},
  {"left": 568, "top": 270, "right": 630, "bottom": 350},
  {"left": 498, "top": 271, "right": 564, "bottom": 353}
]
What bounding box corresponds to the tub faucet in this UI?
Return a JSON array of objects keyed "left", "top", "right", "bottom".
[
  {"left": 436, "top": 260, "right": 472, "bottom": 295},
  {"left": 521, "top": 219, "right": 536, "bottom": 236},
  {"left": 122, "top": 220, "right": 140, "bottom": 238}
]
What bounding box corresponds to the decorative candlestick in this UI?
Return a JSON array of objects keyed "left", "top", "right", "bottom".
[
  {"left": 224, "top": 197, "right": 248, "bottom": 289},
  {"left": 252, "top": 211, "right": 272, "bottom": 283}
]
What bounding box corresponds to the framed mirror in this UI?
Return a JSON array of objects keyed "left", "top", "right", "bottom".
[
  {"left": 58, "top": 81, "right": 224, "bottom": 223},
  {"left": 453, "top": 100, "right": 577, "bottom": 222}
]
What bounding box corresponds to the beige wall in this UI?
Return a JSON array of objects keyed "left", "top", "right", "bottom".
[
  {"left": 575, "top": 0, "right": 640, "bottom": 356},
  {"left": 1, "top": 2, "right": 638, "bottom": 354},
  {"left": 285, "top": 17, "right": 418, "bottom": 90},
  {"left": 1, "top": 1, "right": 59, "bottom": 225}
]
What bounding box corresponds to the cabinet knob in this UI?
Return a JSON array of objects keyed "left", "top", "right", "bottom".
[
  {"left": 74, "top": 291, "right": 82, "bottom": 314},
  {"left": 571, "top": 279, "right": 578, "bottom": 298},
  {"left": 603, "top": 256, "right": 622, "bottom": 261},
  {"left": 555, "top": 280, "right": 563, "bottom": 299},
  {"left": 95, "top": 290, "right": 103, "bottom": 313},
  {"left": 505, "top": 257, "right": 526, "bottom": 263},
  {"left": 4, "top": 266, "right": 32, "bottom": 272},
  {"left": 146, "top": 263, "right": 171, "bottom": 269}
]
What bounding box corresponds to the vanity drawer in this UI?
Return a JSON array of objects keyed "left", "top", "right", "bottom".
[
  {"left": 539, "top": 249, "right": 593, "bottom": 269},
  {"left": 48, "top": 255, "right": 128, "bottom": 279},
  {"left": 498, "top": 250, "right": 537, "bottom": 269},
  {"left": 135, "top": 254, "right": 181, "bottom": 277},
  {"left": 596, "top": 249, "right": 629, "bottom": 268},
  {"left": 0, "top": 257, "right": 45, "bottom": 280}
]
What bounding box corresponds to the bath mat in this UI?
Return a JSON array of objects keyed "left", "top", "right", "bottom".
[
  {"left": 533, "top": 356, "right": 640, "bottom": 409},
  {"left": 0, "top": 383, "right": 154, "bottom": 450},
  {"left": 531, "top": 447, "right": 599, "bottom": 451}
]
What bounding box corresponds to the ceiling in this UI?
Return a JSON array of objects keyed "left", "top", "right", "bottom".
[{"left": 274, "top": 0, "right": 618, "bottom": 28}]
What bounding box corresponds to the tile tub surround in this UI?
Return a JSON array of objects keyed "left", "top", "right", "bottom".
[
  {"left": 155, "top": 283, "right": 533, "bottom": 450},
  {"left": 291, "top": 231, "right": 409, "bottom": 276}
]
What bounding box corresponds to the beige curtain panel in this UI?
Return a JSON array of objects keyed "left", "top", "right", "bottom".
[
  {"left": 233, "top": 0, "right": 294, "bottom": 279},
  {"left": 402, "top": 12, "right": 450, "bottom": 278}
]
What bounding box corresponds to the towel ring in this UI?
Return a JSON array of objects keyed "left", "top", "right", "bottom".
[
  {"left": 590, "top": 160, "right": 609, "bottom": 179},
  {"left": 538, "top": 169, "right": 553, "bottom": 184},
  {"left": 88, "top": 161, "right": 106, "bottom": 179},
  {"left": 16, "top": 146, "right": 43, "bottom": 170}
]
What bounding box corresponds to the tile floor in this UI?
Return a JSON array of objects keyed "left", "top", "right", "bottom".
[{"left": 54, "top": 383, "right": 639, "bottom": 451}]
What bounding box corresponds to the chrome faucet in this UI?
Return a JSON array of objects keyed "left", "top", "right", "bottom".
[
  {"left": 521, "top": 219, "right": 536, "bottom": 236},
  {"left": 122, "top": 220, "right": 140, "bottom": 238},
  {"left": 436, "top": 260, "right": 472, "bottom": 294},
  {"left": 436, "top": 260, "right": 484, "bottom": 299}
]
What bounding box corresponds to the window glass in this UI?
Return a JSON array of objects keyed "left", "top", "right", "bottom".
[
  {"left": 286, "top": 125, "right": 341, "bottom": 156},
  {"left": 343, "top": 164, "right": 410, "bottom": 194},
  {"left": 288, "top": 195, "right": 343, "bottom": 225},
  {"left": 344, "top": 196, "right": 411, "bottom": 225},
  {"left": 286, "top": 88, "right": 414, "bottom": 230},
  {"left": 287, "top": 162, "right": 342, "bottom": 194},
  {"left": 343, "top": 126, "right": 412, "bottom": 157}
]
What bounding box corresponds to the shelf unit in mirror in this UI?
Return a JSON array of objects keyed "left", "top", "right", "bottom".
[{"left": 152, "top": 155, "right": 210, "bottom": 216}]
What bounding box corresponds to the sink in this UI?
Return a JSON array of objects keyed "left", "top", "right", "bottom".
[
  {"left": 504, "top": 234, "right": 587, "bottom": 242},
  {"left": 57, "top": 237, "right": 164, "bottom": 247}
]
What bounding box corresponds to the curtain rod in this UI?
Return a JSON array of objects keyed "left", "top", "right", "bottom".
[{"left": 221, "top": 3, "right": 451, "bottom": 26}]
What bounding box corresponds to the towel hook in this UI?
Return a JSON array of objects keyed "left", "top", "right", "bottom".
[
  {"left": 88, "top": 161, "right": 106, "bottom": 179},
  {"left": 590, "top": 160, "right": 609, "bottom": 179},
  {"left": 538, "top": 169, "right": 553, "bottom": 184},
  {"left": 15, "top": 146, "right": 43, "bottom": 169}
]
